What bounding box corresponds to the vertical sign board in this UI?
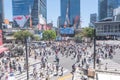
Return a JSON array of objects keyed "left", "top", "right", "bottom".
[{"left": 0, "top": 30, "right": 2, "bottom": 45}]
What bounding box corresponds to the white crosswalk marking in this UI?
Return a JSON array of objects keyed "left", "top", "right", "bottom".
[
  {"left": 89, "top": 59, "right": 120, "bottom": 73},
  {"left": 14, "top": 63, "right": 68, "bottom": 80}
]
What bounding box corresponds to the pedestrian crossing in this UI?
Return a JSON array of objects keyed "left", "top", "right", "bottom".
[
  {"left": 2, "top": 41, "right": 120, "bottom": 80},
  {"left": 89, "top": 59, "right": 120, "bottom": 73},
  {"left": 14, "top": 63, "right": 68, "bottom": 80}
]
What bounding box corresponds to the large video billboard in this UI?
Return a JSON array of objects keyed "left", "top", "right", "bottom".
[{"left": 60, "top": 27, "right": 74, "bottom": 35}]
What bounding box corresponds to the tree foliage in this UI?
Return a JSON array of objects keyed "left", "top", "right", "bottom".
[
  {"left": 34, "top": 35, "right": 40, "bottom": 41},
  {"left": 74, "top": 33, "right": 82, "bottom": 43},
  {"left": 81, "top": 27, "right": 94, "bottom": 38},
  {"left": 42, "top": 30, "right": 56, "bottom": 40},
  {"left": 14, "top": 30, "right": 34, "bottom": 42}
]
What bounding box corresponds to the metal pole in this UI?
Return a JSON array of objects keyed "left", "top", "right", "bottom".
[
  {"left": 93, "top": 29, "right": 96, "bottom": 69},
  {"left": 25, "top": 38, "right": 29, "bottom": 80}
]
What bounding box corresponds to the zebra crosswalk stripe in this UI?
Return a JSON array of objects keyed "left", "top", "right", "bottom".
[{"left": 15, "top": 68, "right": 68, "bottom": 80}]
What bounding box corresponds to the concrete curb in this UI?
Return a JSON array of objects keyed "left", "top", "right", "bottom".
[{"left": 96, "top": 70, "right": 120, "bottom": 74}]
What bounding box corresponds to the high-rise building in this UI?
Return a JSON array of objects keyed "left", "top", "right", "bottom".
[
  {"left": 98, "top": 0, "right": 120, "bottom": 21},
  {"left": 57, "top": 16, "right": 62, "bottom": 28},
  {"left": 89, "top": 13, "right": 97, "bottom": 27},
  {"left": 113, "top": 7, "right": 120, "bottom": 21},
  {"left": 60, "top": 0, "right": 80, "bottom": 29},
  {"left": 12, "top": 0, "right": 47, "bottom": 27},
  {"left": 0, "top": 0, "right": 4, "bottom": 28}
]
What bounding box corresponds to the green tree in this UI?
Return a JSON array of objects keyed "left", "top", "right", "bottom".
[
  {"left": 42, "top": 30, "right": 56, "bottom": 40},
  {"left": 34, "top": 35, "right": 40, "bottom": 41},
  {"left": 14, "top": 30, "right": 34, "bottom": 43},
  {"left": 74, "top": 33, "right": 82, "bottom": 43},
  {"left": 81, "top": 27, "right": 94, "bottom": 38}
]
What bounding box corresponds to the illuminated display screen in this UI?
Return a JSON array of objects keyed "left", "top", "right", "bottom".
[{"left": 60, "top": 27, "right": 74, "bottom": 34}]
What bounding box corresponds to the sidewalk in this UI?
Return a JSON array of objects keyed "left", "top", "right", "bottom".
[
  {"left": 96, "top": 72, "right": 120, "bottom": 80},
  {"left": 89, "top": 59, "right": 120, "bottom": 74}
]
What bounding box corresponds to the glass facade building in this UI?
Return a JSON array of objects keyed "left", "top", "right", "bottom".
[
  {"left": 60, "top": 0, "right": 80, "bottom": 28},
  {"left": 98, "top": 0, "right": 120, "bottom": 21},
  {"left": 90, "top": 13, "right": 97, "bottom": 23},
  {"left": 90, "top": 13, "right": 97, "bottom": 28},
  {"left": 31, "top": 0, "right": 47, "bottom": 25},
  {"left": 12, "top": 0, "right": 34, "bottom": 16},
  {"left": 113, "top": 7, "right": 120, "bottom": 21},
  {"left": 12, "top": 0, "right": 47, "bottom": 26},
  {"left": 0, "top": 0, "right": 3, "bottom": 28}
]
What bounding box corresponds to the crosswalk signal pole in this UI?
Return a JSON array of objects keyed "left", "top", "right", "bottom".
[{"left": 93, "top": 29, "right": 96, "bottom": 69}]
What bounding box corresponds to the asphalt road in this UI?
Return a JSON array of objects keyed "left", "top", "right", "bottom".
[{"left": 47, "top": 53, "right": 76, "bottom": 72}]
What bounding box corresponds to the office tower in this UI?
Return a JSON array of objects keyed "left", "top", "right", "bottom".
[
  {"left": 60, "top": 0, "right": 80, "bottom": 29},
  {"left": 90, "top": 13, "right": 97, "bottom": 27},
  {"left": 0, "top": 0, "right": 4, "bottom": 29},
  {"left": 12, "top": 0, "right": 47, "bottom": 27},
  {"left": 57, "top": 16, "right": 62, "bottom": 28},
  {"left": 113, "top": 7, "right": 120, "bottom": 21},
  {"left": 98, "top": 0, "right": 120, "bottom": 21}
]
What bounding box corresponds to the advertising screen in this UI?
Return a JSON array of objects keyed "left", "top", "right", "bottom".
[
  {"left": 60, "top": 27, "right": 74, "bottom": 34},
  {"left": 13, "top": 15, "right": 30, "bottom": 28}
]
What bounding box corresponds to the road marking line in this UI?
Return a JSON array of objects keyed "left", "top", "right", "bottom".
[{"left": 57, "top": 73, "right": 73, "bottom": 80}]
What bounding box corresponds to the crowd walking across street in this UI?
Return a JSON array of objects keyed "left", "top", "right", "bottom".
[{"left": 0, "top": 40, "right": 120, "bottom": 80}]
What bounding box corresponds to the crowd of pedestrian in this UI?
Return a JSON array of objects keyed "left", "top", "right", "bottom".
[{"left": 0, "top": 41, "right": 120, "bottom": 80}]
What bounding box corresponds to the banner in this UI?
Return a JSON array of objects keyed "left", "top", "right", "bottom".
[{"left": 13, "top": 15, "right": 30, "bottom": 28}]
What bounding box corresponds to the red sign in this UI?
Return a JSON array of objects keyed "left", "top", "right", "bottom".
[{"left": 0, "top": 30, "right": 3, "bottom": 45}]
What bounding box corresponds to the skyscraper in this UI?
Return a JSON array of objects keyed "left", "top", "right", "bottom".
[
  {"left": 98, "top": 0, "right": 120, "bottom": 21},
  {"left": 60, "top": 0, "right": 80, "bottom": 29},
  {"left": 113, "top": 7, "right": 120, "bottom": 21},
  {"left": 90, "top": 13, "right": 97, "bottom": 27},
  {"left": 0, "top": 0, "right": 4, "bottom": 29},
  {"left": 12, "top": 0, "right": 47, "bottom": 27}
]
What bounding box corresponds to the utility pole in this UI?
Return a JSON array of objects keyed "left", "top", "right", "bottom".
[
  {"left": 93, "top": 29, "right": 96, "bottom": 69},
  {"left": 25, "top": 38, "right": 29, "bottom": 80}
]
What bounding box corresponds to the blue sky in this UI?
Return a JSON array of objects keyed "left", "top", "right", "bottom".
[{"left": 4, "top": 0, "right": 98, "bottom": 27}]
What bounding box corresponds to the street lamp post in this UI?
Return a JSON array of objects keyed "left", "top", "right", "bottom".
[
  {"left": 25, "top": 37, "right": 29, "bottom": 80},
  {"left": 93, "top": 29, "right": 96, "bottom": 69}
]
